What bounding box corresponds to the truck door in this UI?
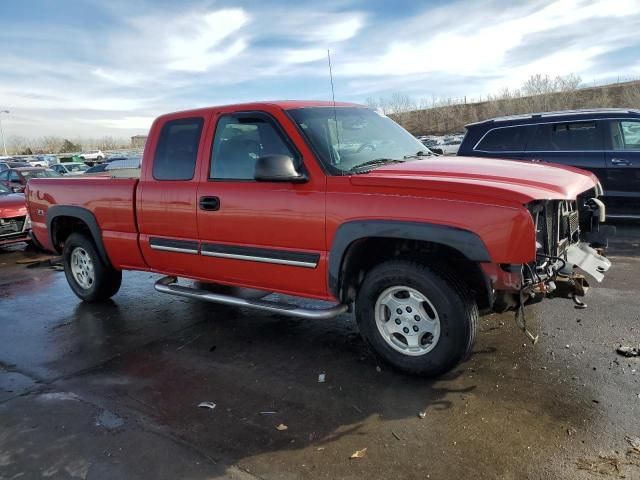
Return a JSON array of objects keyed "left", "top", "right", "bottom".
[
  {"left": 195, "top": 110, "right": 328, "bottom": 298},
  {"left": 604, "top": 119, "right": 640, "bottom": 216},
  {"left": 137, "top": 115, "right": 207, "bottom": 274}
]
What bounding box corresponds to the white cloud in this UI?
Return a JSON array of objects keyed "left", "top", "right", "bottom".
[
  {"left": 316, "top": 16, "right": 363, "bottom": 43},
  {"left": 284, "top": 48, "right": 328, "bottom": 64},
  {"left": 1, "top": 0, "right": 640, "bottom": 140},
  {"left": 338, "top": 0, "right": 640, "bottom": 79},
  {"left": 82, "top": 116, "right": 155, "bottom": 129},
  {"left": 0, "top": 86, "right": 145, "bottom": 112},
  {"left": 164, "top": 9, "right": 249, "bottom": 72},
  {"left": 92, "top": 68, "right": 145, "bottom": 86}
]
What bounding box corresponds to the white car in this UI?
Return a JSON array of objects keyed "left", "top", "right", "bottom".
[
  {"left": 27, "top": 155, "right": 57, "bottom": 167},
  {"left": 51, "top": 163, "right": 90, "bottom": 176},
  {"left": 80, "top": 150, "right": 105, "bottom": 161},
  {"left": 27, "top": 158, "right": 48, "bottom": 167},
  {"left": 439, "top": 139, "right": 462, "bottom": 155}
]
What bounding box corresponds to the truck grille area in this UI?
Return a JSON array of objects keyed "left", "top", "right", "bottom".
[
  {"left": 0, "top": 216, "right": 26, "bottom": 237},
  {"left": 529, "top": 200, "right": 580, "bottom": 258}
]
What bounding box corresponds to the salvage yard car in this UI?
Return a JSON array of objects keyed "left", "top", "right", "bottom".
[
  {"left": 26, "top": 101, "right": 612, "bottom": 376},
  {"left": 0, "top": 183, "right": 30, "bottom": 247},
  {"left": 51, "top": 162, "right": 89, "bottom": 176},
  {"left": 0, "top": 167, "right": 60, "bottom": 192},
  {"left": 80, "top": 150, "right": 105, "bottom": 162},
  {"left": 458, "top": 108, "right": 640, "bottom": 218}
]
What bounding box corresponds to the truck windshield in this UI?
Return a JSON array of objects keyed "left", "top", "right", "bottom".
[{"left": 288, "top": 107, "right": 429, "bottom": 174}]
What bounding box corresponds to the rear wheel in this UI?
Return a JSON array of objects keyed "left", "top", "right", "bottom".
[
  {"left": 63, "top": 232, "right": 121, "bottom": 302},
  {"left": 355, "top": 260, "right": 478, "bottom": 377}
]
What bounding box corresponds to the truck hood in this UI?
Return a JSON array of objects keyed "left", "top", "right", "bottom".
[
  {"left": 349, "top": 156, "right": 599, "bottom": 204},
  {"left": 0, "top": 193, "right": 27, "bottom": 218}
]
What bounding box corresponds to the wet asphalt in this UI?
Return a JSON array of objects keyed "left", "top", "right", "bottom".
[{"left": 0, "top": 226, "right": 639, "bottom": 480}]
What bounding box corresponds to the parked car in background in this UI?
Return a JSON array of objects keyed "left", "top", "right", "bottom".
[
  {"left": 0, "top": 162, "right": 8, "bottom": 172},
  {"left": 34, "top": 155, "right": 58, "bottom": 167},
  {"left": 7, "top": 161, "right": 32, "bottom": 168},
  {"left": 51, "top": 162, "right": 89, "bottom": 176},
  {"left": 104, "top": 155, "right": 127, "bottom": 163},
  {"left": 105, "top": 156, "right": 142, "bottom": 177},
  {"left": 85, "top": 156, "right": 142, "bottom": 176},
  {"left": 80, "top": 150, "right": 105, "bottom": 162},
  {"left": 0, "top": 183, "right": 31, "bottom": 247},
  {"left": 418, "top": 138, "right": 443, "bottom": 155},
  {"left": 84, "top": 163, "right": 109, "bottom": 175},
  {"left": 0, "top": 167, "right": 61, "bottom": 192},
  {"left": 27, "top": 157, "right": 49, "bottom": 167},
  {"left": 439, "top": 138, "right": 462, "bottom": 155},
  {"left": 458, "top": 108, "right": 640, "bottom": 218}
]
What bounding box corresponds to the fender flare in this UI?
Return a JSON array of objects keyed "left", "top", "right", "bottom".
[
  {"left": 46, "top": 205, "right": 112, "bottom": 267},
  {"left": 328, "top": 220, "right": 492, "bottom": 297}
]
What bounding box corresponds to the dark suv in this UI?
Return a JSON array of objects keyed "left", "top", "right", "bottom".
[{"left": 458, "top": 108, "right": 640, "bottom": 218}]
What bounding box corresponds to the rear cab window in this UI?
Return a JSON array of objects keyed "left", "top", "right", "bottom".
[{"left": 153, "top": 117, "right": 204, "bottom": 180}]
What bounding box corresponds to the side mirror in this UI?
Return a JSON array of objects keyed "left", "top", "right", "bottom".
[{"left": 254, "top": 155, "right": 306, "bottom": 183}]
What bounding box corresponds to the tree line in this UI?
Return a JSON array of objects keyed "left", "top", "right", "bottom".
[
  {"left": 367, "top": 74, "right": 640, "bottom": 135},
  {"left": 5, "top": 135, "right": 131, "bottom": 156}
]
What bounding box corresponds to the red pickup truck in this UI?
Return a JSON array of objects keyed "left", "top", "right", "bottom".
[{"left": 26, "top": 101, "right": 613, "bottom": 376}]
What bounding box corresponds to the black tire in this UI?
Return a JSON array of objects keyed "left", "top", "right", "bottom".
[
  {"left": 355, "top": 260, "right": 478, "bottom": 377},
  {"left": 63, "top": 232, "right": 122, "bottom": 302}
]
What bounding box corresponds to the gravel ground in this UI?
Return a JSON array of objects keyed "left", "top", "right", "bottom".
[{"left": 0, "top": 225, "right": 639, "bottom": 479}]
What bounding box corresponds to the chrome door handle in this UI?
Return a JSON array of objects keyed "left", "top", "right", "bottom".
[{"left": 611, "top": 158, "right": 632, "bottom": 166}]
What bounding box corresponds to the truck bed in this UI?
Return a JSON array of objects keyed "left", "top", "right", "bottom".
[{"left": 27, "top": 176, "right": 144, "bottom": 268}]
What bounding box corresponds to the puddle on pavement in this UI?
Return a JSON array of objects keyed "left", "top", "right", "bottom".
[{"left": 95, "top": 409, "right": 125, "bottom": 430}]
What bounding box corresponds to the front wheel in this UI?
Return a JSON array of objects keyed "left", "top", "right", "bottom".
[
  {"left": 355, "top": 260, "right": 478, "bottom": 377},
  {"left": 63, "top": 232, "right": 122, "bottom": 302}
]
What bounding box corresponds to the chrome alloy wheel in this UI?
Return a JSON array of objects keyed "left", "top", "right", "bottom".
[
  {"left": 70, "top": 247, "right": 95, "bottom": 290},
  {"left": 374, "top": 286, "right": 441, "bottom": 356}
]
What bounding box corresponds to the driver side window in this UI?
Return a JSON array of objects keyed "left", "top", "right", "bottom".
[{"left": 210, "top": 115, "right": 296, "bottom": 180}]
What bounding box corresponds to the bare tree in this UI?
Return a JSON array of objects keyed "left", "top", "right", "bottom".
[{"left": 380, "top": 74, "right": 638, "bottom": 136}]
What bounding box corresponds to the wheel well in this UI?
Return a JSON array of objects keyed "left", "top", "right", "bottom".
[
  {"left": 338, "top": 237, "right": 492, "bottom": 311},
  {"left": 51, "top": 216, "right": 91, "bottom": 252}
]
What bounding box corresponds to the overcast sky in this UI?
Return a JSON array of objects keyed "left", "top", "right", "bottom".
[{"left": 1, "top": 0, "right": 639, "bottom": 139}]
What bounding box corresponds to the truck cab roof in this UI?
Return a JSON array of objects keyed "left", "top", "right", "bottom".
[{"left": 156, "top": 100, "right": 364, "bottom": 120}]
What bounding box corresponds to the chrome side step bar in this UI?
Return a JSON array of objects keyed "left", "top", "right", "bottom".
[{"left": 154, "top": 276, "right": 348, "bottom": 320}]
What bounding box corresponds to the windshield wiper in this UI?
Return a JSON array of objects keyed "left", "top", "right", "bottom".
[{"left": 348, "top": 158, "right": 405, "bottom": 172}]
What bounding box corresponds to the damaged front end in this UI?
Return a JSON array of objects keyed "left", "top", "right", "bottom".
[
  {"left": 492, "top": 186, "right": 614, "bottom": 341},
  {"left": 524, "top": 186, "right": 613, "bottom": 305}
]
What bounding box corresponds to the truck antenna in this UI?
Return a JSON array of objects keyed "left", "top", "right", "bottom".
[{"left": 327, "top": 49, "right": 341, "bottom": 159}]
